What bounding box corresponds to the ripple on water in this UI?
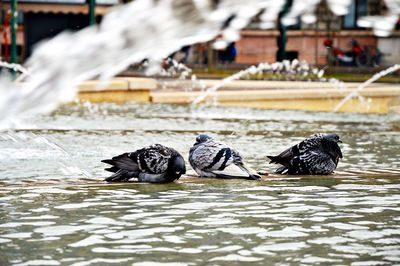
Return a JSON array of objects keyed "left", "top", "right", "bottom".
[
  {"left": 13, "top": 260, "right": 61, "bottom": 266},
  {"left": 132, "top": 262, "right": 188, "bottom": 266},
  {"left": 34, "top": 225, "right": 106, "bottom": 237},
  {"left": 54, "top": 202, "right": 116, "bottom": 210},
  {"left": 209, "top": 254, "right": 263, "bottom": 262},
  {"left": 253, "top": 242, "right": 309, "bottom": 252}
]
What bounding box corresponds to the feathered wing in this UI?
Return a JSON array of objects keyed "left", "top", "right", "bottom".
[
  {"left": 190, "top": 140, "right": 260, "bottom": 180},
  {"left": 268, "top": 133, "right": 324, "bottom": 165},
  {"left": 104, "top": 169, "right": 139, "bottom": 182},
  {"left": 133, "top": 144, "right": 173, "bottom": 174},
  {"left": 102, "top": 153, "right": 139, "bottom": 171},
  {"left": 101, "top": 153, "right": 140, "bottom": 182},
  {"left": 277, "top": 151, "right": 337, "bottom": 175},
  {"left": 189, "top": 140, "right": 233, "bottom": 171},
  {"left": 298, "top": 151, "right": 337, "bottom": 174}
]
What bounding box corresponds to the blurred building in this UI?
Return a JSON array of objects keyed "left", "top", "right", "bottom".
[{"left": 236, "top": 0, "right": 400, "bottom": 66}]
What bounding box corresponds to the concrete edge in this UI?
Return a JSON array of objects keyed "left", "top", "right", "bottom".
[{"left": 151, "top": 87, "right": 400, "bottom": 104}]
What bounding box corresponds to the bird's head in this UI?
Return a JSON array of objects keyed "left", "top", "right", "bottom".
[
  {"left": 323, "top": 133, "right": 342, "bottom": 144},
  {"left": 322, "top": 133, "right": 343, "bottom": 160},
  {"left": 194, "top": 134, "right": 211, "bottom": 145},
  {"left": 168, "top": 154, "right": 186, "bottom": 180}
]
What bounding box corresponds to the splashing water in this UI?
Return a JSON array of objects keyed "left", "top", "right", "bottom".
[
  {"left": 0, "top": 59, "right": 30, "bottom": 82},
  {"left": 0, "top": 60, "right": 29, "bottom": 75},
  {"left": 333, "top": 64, "right": 400, "bottom": 112},
  {"left": 190, "top": 64, "right": 265, "bottom": 106},
  {"left": 0, "top": 131, "right": 92, "bottom": 178},
  {"left": 1, "top": 0, "right": 399, "bottom": 128}
]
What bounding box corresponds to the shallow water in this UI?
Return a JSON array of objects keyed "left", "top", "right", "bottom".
[{"left": 0, "top": 103, "right": 399, "bottom": 265}]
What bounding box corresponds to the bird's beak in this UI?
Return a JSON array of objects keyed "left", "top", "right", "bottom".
[{"left": 338, "top": 139, "right": 343, "bottom": 143}]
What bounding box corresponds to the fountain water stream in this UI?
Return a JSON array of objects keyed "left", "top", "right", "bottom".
[
  {"left": 190, "top": 60, "right": 325, "bottom": 106},
  {"left": 333, "top": 64, "right": 400, "bottom": 112}
]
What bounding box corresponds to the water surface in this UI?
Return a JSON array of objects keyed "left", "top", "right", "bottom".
[{"left": 0, "top": 103, "right": 399, "bottom": 265}]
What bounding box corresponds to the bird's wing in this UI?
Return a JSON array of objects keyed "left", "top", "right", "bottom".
[
  {"left": 190, "top": 142, "right": 260, "bottom": 180},
  {"left": 268, "top": 134, "right": 324, "bottom": 164},
  {"left": 231, "top": 149, "right": 261, "bottom": 180},
  {"left": 189, "top": 140, "right": 233, "bottom": 171},
  {"left": 102, "top": 153, "right": 139, "bottom": 172},
  {"left": 102, "top": 153, "right": 140, "bottom": 182},
  {"left": 291, "top": 151, "right": 336, "bottom": 175},
  {"left": 133, "top": 144, "right": 173, "bottom": 174},
  {"left": 104, "top": 169, "right": 138, "bottom": 182}
]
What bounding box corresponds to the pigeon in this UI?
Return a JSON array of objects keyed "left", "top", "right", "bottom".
[
  {"left": 267, "top": 133, "right": 343, "bottom": 175},
  {"left": 189, "top": 134, "right": 261, "bottom": 180},
  {"left": 102, "top": 144, "right": 186, "bottom": 183}
]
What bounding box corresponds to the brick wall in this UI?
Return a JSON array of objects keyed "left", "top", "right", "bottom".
[{"left": 236, "top": 30, "right": 379, "bottom": 65}]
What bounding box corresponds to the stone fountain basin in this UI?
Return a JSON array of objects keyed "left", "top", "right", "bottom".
[{"left": 77, "top": 78, "right": 400, "bottom": 114}]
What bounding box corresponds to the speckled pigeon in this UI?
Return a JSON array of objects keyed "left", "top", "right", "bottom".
[
  {"left": 267, "top": 133, "right": 343, "bottom": 175},
  {"left": 102, "top": 144, "right": 186, "bottom": 183},
  {"left": 189, "top": 134, "right": 261, "bottom": 180}
]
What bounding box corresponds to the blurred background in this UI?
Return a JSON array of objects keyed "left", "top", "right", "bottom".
[{"left": 1, "top": 0, "right": 400, "bottom": 81}]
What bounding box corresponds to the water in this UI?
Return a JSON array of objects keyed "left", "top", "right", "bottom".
[{"left": 1, "top": 103, "right": 399, "bottom": 265}]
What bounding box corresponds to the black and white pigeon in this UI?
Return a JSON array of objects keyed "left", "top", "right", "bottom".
[
  {"left": 189, "top": 134, "right": 261, "bottom": 180},
  {"left": 267, "top": 133, "right": 343, "bottom": 175},
  {"left": 102, "top": 144, "right": 186, "bottom": 183}
]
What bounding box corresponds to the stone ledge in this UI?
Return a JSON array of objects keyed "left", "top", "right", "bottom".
[
  {"left": 162, "top": 79, "right": 398, "bottom": 91},
  {"left": 151, "top": 87, "right": 400, "bottom": 103},
  {"left": 116, "top": 77, "right": 157, "bottom": 90},
  {"left": 78, "top": 79, "right": 129, "bottom": 92},
  {"left": 79, "top": 90, "right": 150, "bottom": 103},
  {"left": 78, "top": 77, "right": 157, "bottom": 92}
]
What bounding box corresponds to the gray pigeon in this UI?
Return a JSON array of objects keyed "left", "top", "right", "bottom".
[
  {"left": 102, "top": 144, "right": 186, "bottom": 183},
  {"left": 267, "top": 133, "right": 343, "bottom": 175},
  {"left": 189, "top": 134, "right": 261, "bottom": 180}
]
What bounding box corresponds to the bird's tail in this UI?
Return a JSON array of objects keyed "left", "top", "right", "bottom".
[
  {"left": 239, "top": 164, "right": 262, "bottom": 180},
  {"left": 267, "top": 155, "right": 287, "bottom": 165},
  {"left": 104, "top": 169, "right": 138, "bottom": 182},
  {"left": 212, "top": 163, "right": 261, "bottom": 180},
  {"left": 102, "top": 153, "right": 139, "bottom": 182}
]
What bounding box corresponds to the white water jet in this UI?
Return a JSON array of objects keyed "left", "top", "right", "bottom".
[
  {"left": 191, "top": 64, "right": 265, "bottom": 106},
  {"left": 190, "top": 59, "right": 325, "bottom": 106},
  {"left": 333, "top": 64, "right": 400, "bottom": 112}
]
